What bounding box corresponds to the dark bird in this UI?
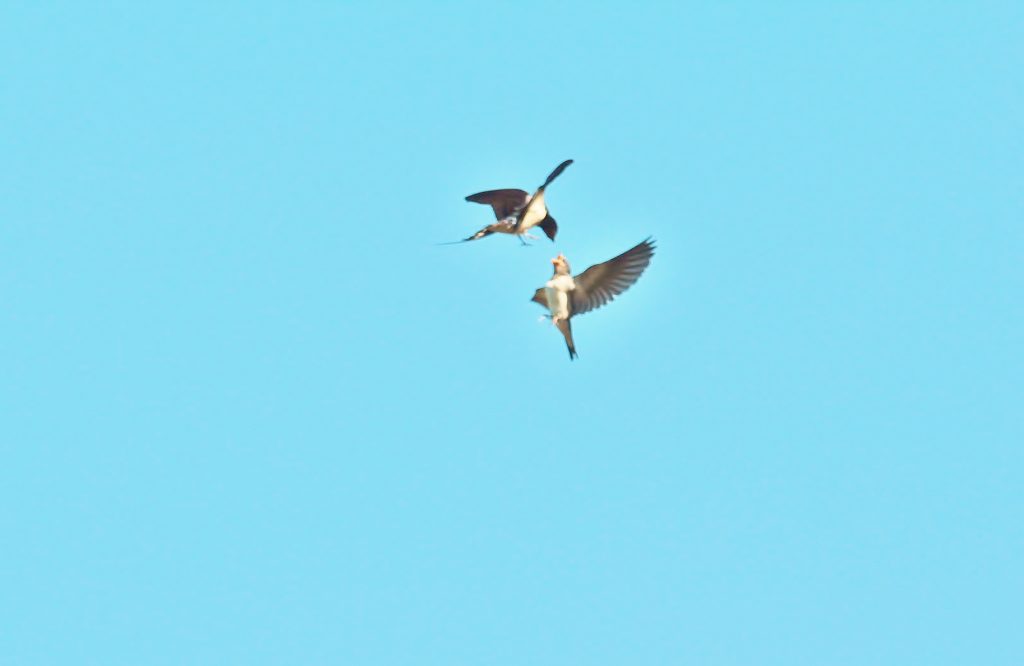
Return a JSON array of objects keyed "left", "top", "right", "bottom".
[
  {"left": 531, "top": 238, "right": 656, "bottom": 359},
  {"left": 455, "top": 159, "right": 573, "bottom": 244}
]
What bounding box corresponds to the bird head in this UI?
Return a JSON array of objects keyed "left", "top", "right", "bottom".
[{"left": 551, "top": 254, "right": 571, "bottom": 275}]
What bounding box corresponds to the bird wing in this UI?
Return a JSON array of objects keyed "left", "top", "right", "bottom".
[
  {"left": 539, "top": 159, "right": 573, "bottom": 190},
  {"left": 465, "top": 189, "right": 530, "bottom": 220},
  {"left": 569, "top": 238, "right": 656, "bottom": 317},
  {"left": 531, "top": 288, "right": 548, "bottom": 308}
]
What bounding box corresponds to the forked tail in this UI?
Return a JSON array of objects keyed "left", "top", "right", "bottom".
[{"left": 555, "top": 318, "right": 578, "bottom": 360}]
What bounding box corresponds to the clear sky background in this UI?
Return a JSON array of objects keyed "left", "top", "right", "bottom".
[{"left": 2, "top": 3, "right": 1021, "bottom": 664}]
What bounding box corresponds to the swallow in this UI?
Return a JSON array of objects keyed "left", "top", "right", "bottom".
[
  {"left": 454, "top": 159, "right": 573, "bottom": 244},
  {"left": 531, "top": 238, "right": 656, "bottom": 359}
]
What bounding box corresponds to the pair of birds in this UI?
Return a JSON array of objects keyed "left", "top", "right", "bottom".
[{"left": 452, "top": 159, "right": 656, "bottom": 360}]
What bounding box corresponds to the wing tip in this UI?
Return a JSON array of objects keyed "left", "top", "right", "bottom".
[
  {"left": 542, "top": 159, "right": 574, "bottom": 188},
  {"left": 636, "top": 236, "right": 657, "bottom": 260}
]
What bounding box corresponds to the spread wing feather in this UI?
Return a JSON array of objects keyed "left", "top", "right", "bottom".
[
  {"left": 569, "top": 238, "right": 655, "bottom": 317},
  {"left": 465, "top": 189, "right": 529, "bottom": 220}
]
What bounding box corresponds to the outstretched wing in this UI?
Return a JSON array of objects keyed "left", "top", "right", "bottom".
[
  {"left": 531, "top": 287, "right": 547, "bottom": 308},
  {"left": 465, "top": 189, "right": 529, "bottom": 220},
  {"left": 570, "top": 238, "right": 655, "bottom": 317},
  {"left": 539, "top": 159, "right": 573, "bottom": 190}
]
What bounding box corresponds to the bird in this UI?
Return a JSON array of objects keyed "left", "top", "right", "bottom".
[
  {"left": 452, "top": 159, "right": 573, "bottom": 244},
  {"left": 531, "top": 238, "right": 656, "bottom": 359}
]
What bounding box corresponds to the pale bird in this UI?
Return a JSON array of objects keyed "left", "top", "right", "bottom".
[{"left": 531, "top": 238, "right": 656, "bottom": 359}]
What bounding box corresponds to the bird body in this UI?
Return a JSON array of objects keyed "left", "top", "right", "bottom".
[
  {"left": 543, "top": 272, "right": 575, "bottom": 321},
  {"left": 515, "top": 190, "right": 550, "bottom": 237}
]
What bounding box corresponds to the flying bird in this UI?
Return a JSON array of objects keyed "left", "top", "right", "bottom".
[
  {"left": 531, "top": 238, "right": 656, "bottom": 359},
  {"left": 453, "top": 159, "right": 573, "bottom": 244}
]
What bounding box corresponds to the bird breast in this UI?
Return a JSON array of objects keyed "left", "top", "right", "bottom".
[
  {"left": 519, "top": 192, "right": 548, "bottom": 230},
  {"left": 544, "top": 274, "right": 575, "bottom": 319}
]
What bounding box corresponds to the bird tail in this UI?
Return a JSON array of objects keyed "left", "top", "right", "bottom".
[
  {"left": 555, "top": 318, "right": 578, "bottom": 360},
  {"left": 540, "top": 159, "right": 573, "bottom": 189}
]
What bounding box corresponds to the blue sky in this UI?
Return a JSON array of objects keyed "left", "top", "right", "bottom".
[{"left": 2, "top": 2, "right": 1021, "bottom": 664}]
